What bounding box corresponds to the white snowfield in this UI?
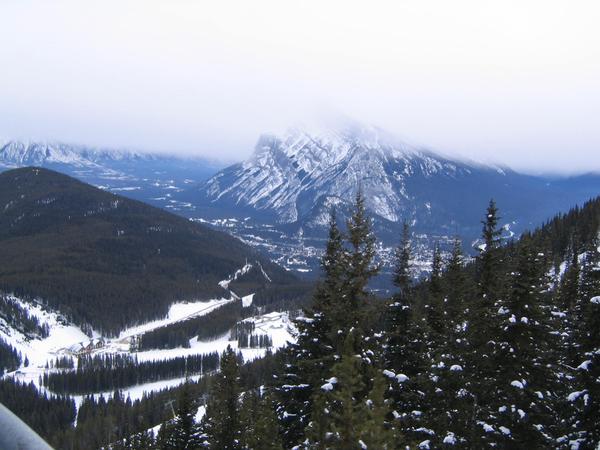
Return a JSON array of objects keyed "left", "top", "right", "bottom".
[
  {"left": 241, "top": 293, "right": 254, "bottom": 308},
  {"left": 2, "top": 292, "right": 296, "bottom": 407},
  {"left": 133, "top": 311, "right": 294, "bottom": 364},
  {"left": 117, "top": 297, "right": 235, "bottom": 341},
  {"left": 0, "top": 295, "right": 92, "bottom": 369},
  {"left": 218, "top": 263, "right": 253, "bottom": 289}
]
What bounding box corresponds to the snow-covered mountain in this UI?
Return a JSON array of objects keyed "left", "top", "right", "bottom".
[
  {"left": 203, "top": 124, "right": 452, "bottom": 224},
  {"left": 0, "top": 140, "right": 223, "bottom": 212},
  {"left": 0, "top": 140, "right": 152, "bottom": 168},
  {"left": 206, "top": 124, "right": 419, "bottom": 222},
  {"left": 2, "top": 133, "right": 597, "bottom": 283},
  {"left": 184, "top": 122, "right": 600, "bottom": 281},
  {"left": 194, "top": 122, "right": 586, "bottom": 233}
]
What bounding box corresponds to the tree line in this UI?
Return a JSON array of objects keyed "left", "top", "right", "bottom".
[
  {"left": 0, "top": 378, "right": 76, "bottom": 444},
  {"left": 0, "top": 336, "right": 22, "bottom": 375},
  {"left": 42, "top": 352, "right": 220, "bottom": 395},
  {"left": 50, "top": 350, "right": 273, "bottom": 449},
  {"left": 230, "top": 322, "right": 273, "bottom": 349},
  {"left": 138, "top": 301, "right": 244, "bottom": 350},
  {"left": 0, "top": 293, "right": 49, "bottom": 338}
]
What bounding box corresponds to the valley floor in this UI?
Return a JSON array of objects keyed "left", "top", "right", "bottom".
[{"left": 1, "top": 293, "right": 295, "bottom": 413}]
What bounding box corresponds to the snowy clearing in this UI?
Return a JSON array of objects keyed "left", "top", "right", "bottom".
[
  {"left": 2, "top": 293, "right": 296, "bottom": 406},
  {"left": 117, "top": 297, "right": 235, "bottom": 340}
]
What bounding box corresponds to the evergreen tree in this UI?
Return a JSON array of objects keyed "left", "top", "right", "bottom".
[
  {"left": 321, "top": 209, "right": 348, "bottom": 327},
  {"left": 426, "top": 242, "right": 446, "bottom": 339},
  {"left": 569, "top": 238, "right": 600, "bottom": 447},
  {"left": 157, "top": 419, "right": 175, "bottom": 449},
  {"left": 572, "top": 312, "right": 600, "bottom": 447},
  {"left": 277, "top": 194, "right": 379, "bottom": 448},
  {"left": 276, "top": 210, "right": 345, "bottom": 447},
  {"left": 578, "top": 237, "right": 600, "bottom": 350},
  {"left": 491, "top": 238, "right": 557, "bottom": 447},
  {"left": 479, "top": 199, "right": 502, "bottom": 299},
  {"left": 129, "top": 430, "right": 157, "bottom": 449},
  {"left": 446, "top": 237, "right": 467, "bottom": 318},
  {"left": 343, "top": 189, "right": 379, "bottom": 334},
  {"left": 394, "top": 221, "right": 412, "bottom": 298},
  {"left": 560, "top": 245, "right": 581, "bottom": 312},
  {"left": 241, "top": 390, "right": 283, "bottom": 450},
  {"left": 573, "top": 347, "right": 600, "bottom": 447},
  {"left": 306, "top": 389, "right": 334, "bottom": 449},
  {"left": 560, "top": 244, "right": 583, "bottom": 366},
  {"left": 202, "top": 346, "right": 241, "bottom": 449},
  {"left": 359, "top": 371, "right": 398, "bottom": 449},
  {"left": 471, "top": 199, "right": 503, "bottom": 340},
  {"left": 311, "top": 331, "right": 400, "bottom": 449},
  {"left": 424, "top": 240, "right": 471, "bottom": 446},
  {"left": 309, "top": 331, "right": 370, "bottom": 449},
  {"left": 159, "top": 382, "right": 202, "bottom": 450},
  {"left": 430, "top": 241, "right": 443, "bottom": 296},
  {"left": 385, "top": 220, "right": 424, "bottom": 375},
  {"left": 384, "top": 221, "right": 431, "bottom": 443},
  {"left": 464, "top": 200, "right": 504, "bottom": 446}
]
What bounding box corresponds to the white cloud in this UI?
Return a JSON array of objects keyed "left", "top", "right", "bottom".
[{"left": 0, "top": 0, "right": 599, "bottom": 172}]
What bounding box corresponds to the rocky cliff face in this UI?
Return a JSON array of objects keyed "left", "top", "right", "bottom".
[{"left": 197, "top": 122, "right": 520, "bottom": 233}]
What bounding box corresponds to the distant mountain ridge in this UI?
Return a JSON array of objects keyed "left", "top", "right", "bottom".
[
  {"left": 1, "top": 130, "right": 598, "bottom": 282},
  {"left": 203, "top": 125, "right": 501, "bottom": 224},
  {"left": 0, "top": 140, "right": 167, "bottom": 170},
  {"left": 193, "top": 123, "right": 598, "bottom": 235},
  {"left": 177, "top": 122, "right": 600, "bottom": 280},
  {"left": 0, "top": 140, "right": 223, "bottom": 214}
]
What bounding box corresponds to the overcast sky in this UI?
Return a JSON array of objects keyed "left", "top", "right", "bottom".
[{"left": 0, "top": 0, "right": 599, "bottom": 173}]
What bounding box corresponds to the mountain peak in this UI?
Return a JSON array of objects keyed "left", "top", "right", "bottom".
[
  {"left": 201, "top": 123, "right": 477, "bottom": 224},
  {"left": 0, "top": 140, "right": 149, "bottom": 169},
  {"left": 249, "top": 121, "right": 418, "bottom": 176}
]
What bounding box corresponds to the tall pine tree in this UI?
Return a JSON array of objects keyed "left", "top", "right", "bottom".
[
  {"left": 276, "top": 210, "right": 345, "bottom": 447},
  {"left": 464, "top": 200, "right": 504, "bottom": 446},
  {"left": 342, "top": 189, "right": 379, "bottom": 337},
  {"left": 384, "top": 220, "right": 430, "bottom": 444},
  {"left": 158, "top": 381, "right": 202, "bottom": 450},
  {"left": 492, "top": 237, "right": 557, "bottom": 447},
  {"left": 201, "top": 346, "right": 241, "bottom": 449}
]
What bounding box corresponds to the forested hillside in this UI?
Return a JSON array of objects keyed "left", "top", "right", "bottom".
[
  {"left": 0, "top": 167, "right": 301, "bottom": 334},
  {"left": 134, "top": 193, "right": 599, "bottom": 449},
  {"left": 1, "top": 184, "right": 598, "bottom": 449}
]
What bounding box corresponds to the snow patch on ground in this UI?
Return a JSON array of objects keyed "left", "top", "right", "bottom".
[
  {"left": 126, "top": 311, "right": 295, "bottom": 364},
  {"left": 70, "top": 374, "right": 204, "bottom": 410},
  {"left": 117, "top": 297, "right": 234, "bottom": 340},
  {"left": 242, "top": 294, "right": 254, "bottom": 308},
  {"left": 218, "top": 263, "right": 253, "bottom": 289},
  {"left": 3, "top": 294, "right": 296, "bottom": 407},
  {"left": 0, "top": 295, "right": 91, "bottom": 370}
]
